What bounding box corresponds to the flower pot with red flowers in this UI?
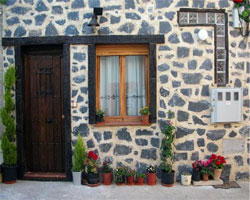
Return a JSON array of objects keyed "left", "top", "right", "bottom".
[
  {"left": 136, "top": 173, "right": 145, "bottom": 185},
  {"left": 124, "top": 168, "right": 135, "bottom": 185},
  {"left": 139, "top": 106, "right": 150, "bottom": 124},
  {"left": 85, "top": 151, "right": 100, "bottom": 185},
  {"left": 209, "top": 154, "right": 226, "bottom": 180},
  {"left": 160, "top": 111, "right": 176, "bottom": 187},
  {"left": 146, "top": 165, "right": 157, "bottom": 186},
  {"left": 192, "top": 160, "right": 203, "bottom": 181},
  {"left": 114, "top": 167, "right": 126, "bottom": 185},
  {"left": 200, "top": 160, "right": 213, "bottom": 181},
  {"left": 102, "top": 159, "right": 112, "bottom": 185}
]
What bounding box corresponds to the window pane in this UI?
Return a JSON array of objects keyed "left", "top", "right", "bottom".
[
  {"left": 126, "top": 56, "right": 146, "bottom": 116},
  {"left": 100, "top": 56, "right": 120, "bottom": 116},
  {"left": 234, "top": 92, "right": 239, "bottom": 101},
  {"left": 226, "top": 92, "right": 231, "bottom": 101},
  {"left": 218, "top": 92, "right": 223, "bottom": 101}
]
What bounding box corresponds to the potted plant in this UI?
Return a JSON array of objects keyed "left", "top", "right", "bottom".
[
  {"left": 209, "top": 154, "right": 226, "bottom": 180},
  {"left": 114, "top": 167, "right": 126, "bottom": 185},
  {"left": 85, "top": 151, "right": 100, "bottom": 185},
  {"left": 139, "top": 106, "right": 150, "bottom": 124},
  {"left": 233, "top": 0, "right": 249, "bottom": 36},
  {"left": 96, "top": 109, "right": 105, "bottom": 122},
  {"left": 192, "top": 160, "right": 202, "bottom": 181},
  {"left": 0, "top": 67, "right": 18, "bottom": 184},
  {"left": 160, "top": 110, "right": 175, "bottom": 187},
  {"left": 72, "top": 134, "right": 86, "bottom": 185},
  {"left": 146, "top": 165, "right": 157, "bottom": 186},
  {"left": 102, "top": 160, "right": 112, "bottom": 185},
  {"left": 181, "top": 172, "right": 192, "bottom": 186},
  {"left": 136, "top": 173, "right": 145, "bottom": 185},
  {"left": 200, "top": 160, "right": 213, "bottom": 181},
  {"left": 124, "top": 168, "right": 135, "bottom": 185}
]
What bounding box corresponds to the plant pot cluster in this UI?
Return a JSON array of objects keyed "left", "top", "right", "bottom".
[{"left": 192, "top": 154, "right": 226, "bottom": 182}]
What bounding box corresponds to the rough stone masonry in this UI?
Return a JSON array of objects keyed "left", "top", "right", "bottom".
[{"left": 1, "top": 0, "right": 249, "bottom": 181}]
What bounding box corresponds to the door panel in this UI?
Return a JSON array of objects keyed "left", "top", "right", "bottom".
[{"left": 24, "top": 52, "right": 64, "bottom": 173}]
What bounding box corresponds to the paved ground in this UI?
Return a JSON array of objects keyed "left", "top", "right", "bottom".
[{"left": 0, "top": 180, "right": 249, "bottom": 200}]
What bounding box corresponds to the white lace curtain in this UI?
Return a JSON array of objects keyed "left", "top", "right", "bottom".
[{"left": 100, "top": 55, "right": 146, "bottom": 116}]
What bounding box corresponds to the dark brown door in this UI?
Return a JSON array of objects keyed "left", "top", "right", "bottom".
[{"left": 24, "top": 51, "right": 65, "bottom": 173}]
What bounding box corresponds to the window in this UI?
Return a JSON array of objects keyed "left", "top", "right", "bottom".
[{"left": 96, "top": 45, "right": 149, "bottom": 124}]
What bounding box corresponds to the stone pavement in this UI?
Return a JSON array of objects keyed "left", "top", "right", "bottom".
[{"left": 0, "top": 180, "right": 249, "bottom": 200}]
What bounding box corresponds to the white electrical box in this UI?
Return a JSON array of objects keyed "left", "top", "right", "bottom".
[{"left": 211, "top": 88, "right": 243, "bottom": 123}]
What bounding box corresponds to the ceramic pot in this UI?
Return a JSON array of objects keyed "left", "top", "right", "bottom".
[
  {"left": 147, "top": 173, "right": 156, "bottom": 186},
  {"left": 161, "top": 170, "right": 175, "bottom": 187},
  {"left": 102, "top": 172, "right": 112, "bottom": 185},
  {"left": 72, "top": 171, "right": 82, "bottom": 185},
  {"left": 87, "top": 172, "right": 100, "bottom": 185},
  {"left": 192, "top": 169, "right": 201, "bottom": 181},
  {"left": 213, "top": 169, "right": 222, "bottom": 180},
  {"left": 95, "top": 115, "right": 104, "bottom": 122},
  {"left": 181, "top": 174, "right": 192, "bottom": 186},
  {"left": 2, "top": 165, "right": 17, "bottom": 184},
  {"left": 202, "top": 173, "right": 209, "bottom": 181}
]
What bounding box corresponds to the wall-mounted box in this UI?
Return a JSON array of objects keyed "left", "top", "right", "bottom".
[{"left": 211, "top": 88, "right": 242, "bottom": 123}]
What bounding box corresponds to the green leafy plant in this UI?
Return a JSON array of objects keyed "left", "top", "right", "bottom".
[
  {"left": 0, "top": 66, "right": 17, "bottom": 166},
  {"left": 136, "top": 173, "right": 145, "bottom": 178},
  {"left": 160, "top": 110, "right": 175, "bottom": 174},
  {"left": 72, "top": 134, "right": 86, "bottom": 172},
  {"left": 102, "top": 159, "right": 112, "bottom": 173},
  {"left": 234, "top": 0, "right": 250, "bottom": 23},
  {"left": 0, "top": 0, "right": 6, "bottom": 4},
  {"left": 139, "top": 106, "right": 150, "bottom": 115},
  {"left": 182, "top": 171, "right": 192, "bottom": 176},
  {"left": 114, "top": 167, "right": 126, "bottom": 183},
  {"left": 96, "top": 109, "right": 105, "bottom": 117},
  {"left": 124, "top": 168, "right": 135, "bottom": 177}
]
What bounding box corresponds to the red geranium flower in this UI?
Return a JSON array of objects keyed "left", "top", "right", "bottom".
[
  {"left": 233, "top": 0, "right": 243, "bottom": 3},
  {"left": 215, "top": 160, "right": 221, "bottom": 165},
  {"left": 210, "top": 154, "right": 217, "bottom": 160}
]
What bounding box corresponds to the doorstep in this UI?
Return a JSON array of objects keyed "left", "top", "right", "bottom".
[
  {"left": 193, "top": 179, "right": 223, "bottom": 186},
  {"left": 23, "top": 172, "right": 66, "bottom": 180}
]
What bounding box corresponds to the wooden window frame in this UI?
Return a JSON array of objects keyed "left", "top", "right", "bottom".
[{"left": 95, "top": 44, "right": 150, "bottom": 125}]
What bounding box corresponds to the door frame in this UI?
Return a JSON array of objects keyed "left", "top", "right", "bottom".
[{"left": 15, "top": 44, "right": 72, "bottom": 181}]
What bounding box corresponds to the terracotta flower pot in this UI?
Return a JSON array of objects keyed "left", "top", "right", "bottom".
[
  {"left": 140, "top": 115, "right": 149, "bottom": 124},
  {"left": 102, "top": 172, "right": 112, "bottom": 185},
  {"left": 126, "top": 176, "right": 135, "bottom": 185},
  {"left": 136, "top": 177, "right": 145, "bottom": 185},
  {"left": 213, "top": 169, "right": 222, "bottom": 180},
  {"left": 202, "top": 174, "right": 209, "bottom": 181},
  {"left": 147, "top": 173, "right": 156, "bottom": 186}
]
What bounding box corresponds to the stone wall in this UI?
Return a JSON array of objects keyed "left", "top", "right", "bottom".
[{"left": 2, "top": 0, "right": 250, "bottom": 181}]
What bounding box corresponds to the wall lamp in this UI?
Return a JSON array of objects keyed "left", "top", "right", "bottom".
[{"left": 88, "top": 7, "right": 103, "bottom": 27}]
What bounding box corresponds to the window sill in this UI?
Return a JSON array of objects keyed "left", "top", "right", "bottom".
[{"left": 92, "top": 121, "right": 151, "bottom": 127}]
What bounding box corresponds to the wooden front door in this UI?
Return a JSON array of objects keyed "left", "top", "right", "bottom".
[{"left": 24, "top": 50, "right": 65, "bottom": 173}]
